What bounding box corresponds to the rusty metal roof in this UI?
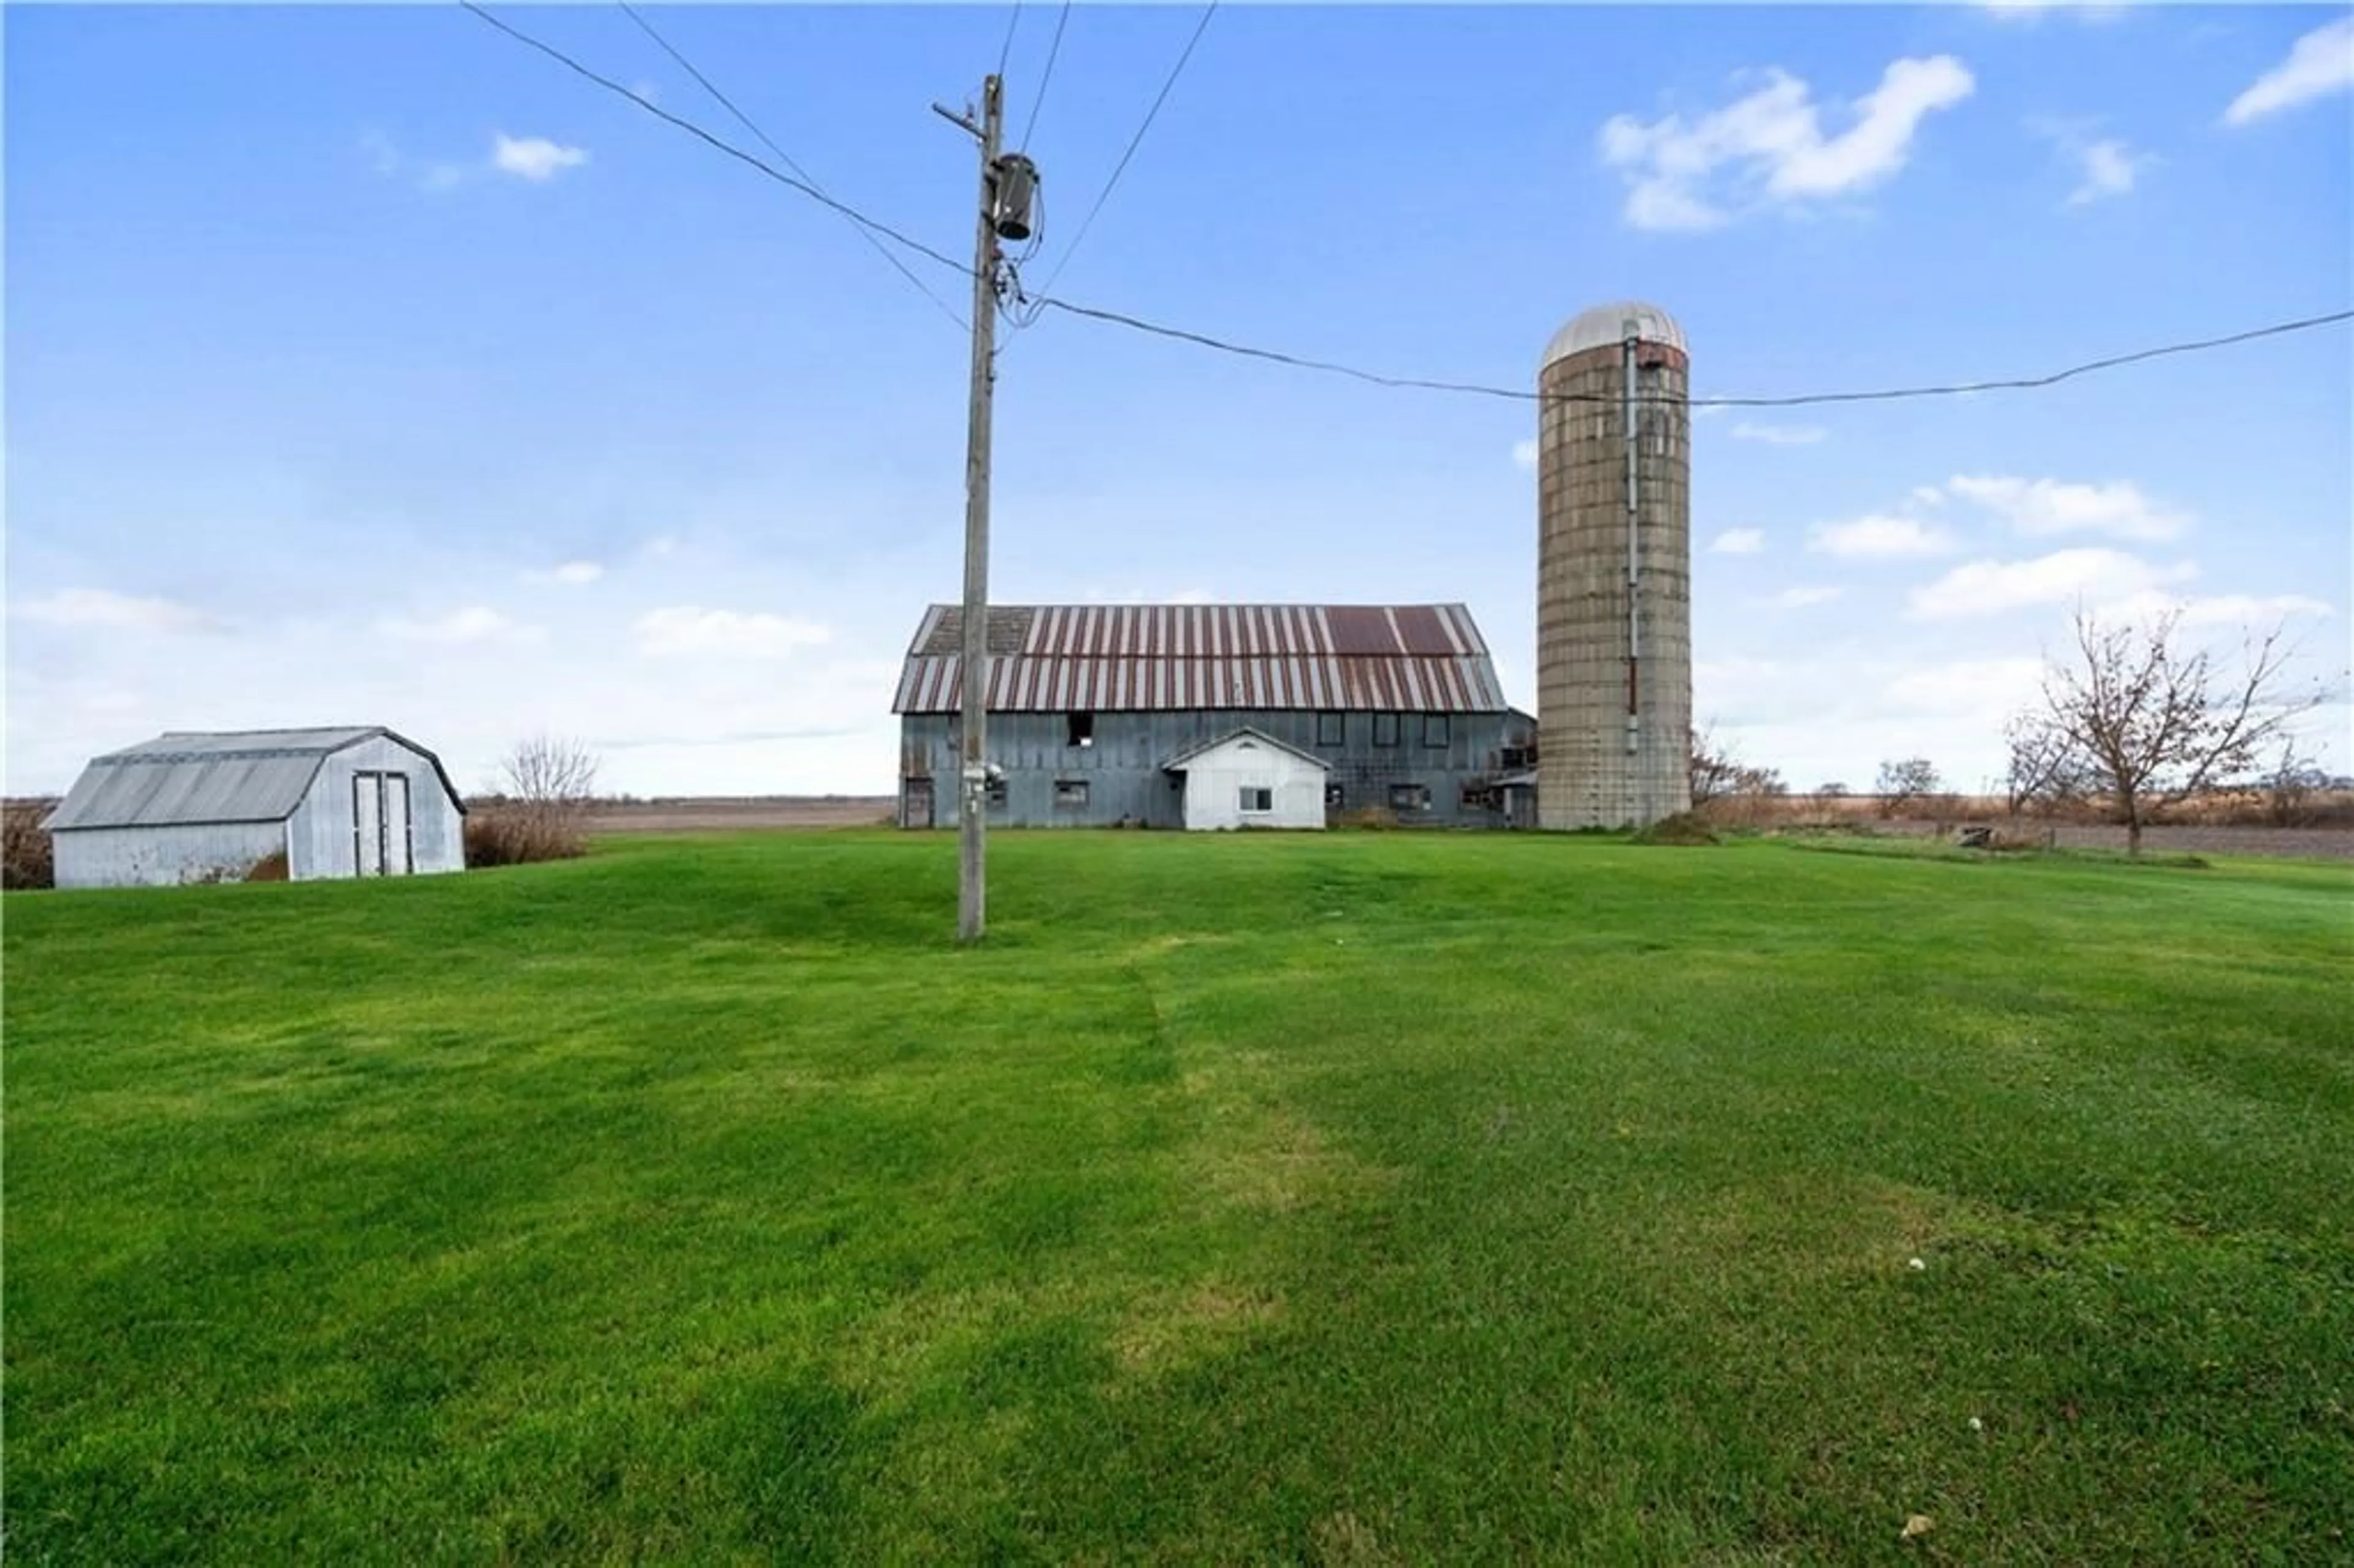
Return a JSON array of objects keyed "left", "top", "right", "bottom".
[
  {"left": 45, "top": 726, "right": 462, "bottom": 831},
  {"left": 893, "top": 603, "right": 1506, "bottom": 714}
]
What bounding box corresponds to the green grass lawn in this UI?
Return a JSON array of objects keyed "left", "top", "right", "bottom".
[{"left": 7, "top": 832, "right": 2350, "bottom": 1565}]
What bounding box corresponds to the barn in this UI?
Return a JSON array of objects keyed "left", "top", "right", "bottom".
[
  {"left": 45, "top": 727, "right": 467, "bottom": 888},
  {"left": 891, "top": 603, "right": 1536, "bottom": 830}
]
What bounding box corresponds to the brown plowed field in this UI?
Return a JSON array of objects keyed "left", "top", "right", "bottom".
[{"left": 1862, "top": 818, "right": 2354, "bottom": 861}]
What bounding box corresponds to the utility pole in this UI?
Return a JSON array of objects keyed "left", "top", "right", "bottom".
[{"left": 933, "top": 77, "right": 1035, "bottom": 945}]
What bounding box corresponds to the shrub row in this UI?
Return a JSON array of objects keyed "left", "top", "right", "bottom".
[
  {"left": 464, "top": 804, "right": 591, "bottom": 868},
  {"left": 4, "top": 803, "right": 56, "bottom": 890}
]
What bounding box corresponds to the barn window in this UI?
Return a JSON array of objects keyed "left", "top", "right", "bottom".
[
  {"left": 1239, "top": 786, "right": 1273, "bottom": 814},
  {"left": 1067, "top": 712, "right": 1094, "bottom": 748},
  {"left": 1460, "top": 782, "right": 1497, "bottom": 811},
  {"left": 1054, "top": 778, "right": 1089, "bottom": 807},
  {"left": 985, "top": 777, "right": 1008, "bottom": 808},
  {"left": 1373, "top": 714, "right": 1401, "bottom": 748},
  {"left": 1316, "top": 710, "right": 1345, "bottom": 747},
  {"left": 1499, "top": 745, "right": 1530, "bottom": 771},
  {"left": 1324, "top": 782, "right": 1344, "bottom": 810},
  {"left": 1390, "top": 783, "right": 1431, "bottom": 813},
  {"left": 1422, "top": 714, "right": 1450, "bottom": 748}
]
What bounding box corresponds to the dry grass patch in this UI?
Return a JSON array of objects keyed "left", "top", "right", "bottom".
[
  {"left": 1111, "top": 1278, "right": 1284, "bottom": 1378},
  {"left": 1311, "top": 1509, "right": 1395, "bottom": 1567}
]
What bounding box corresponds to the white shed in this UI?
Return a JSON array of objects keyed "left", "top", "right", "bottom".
[
  {"left": 1162, "top": 728, "right": 1329, "bottom": 832},
  {"left": 45, "top": 727, "right": 467, "bottom": 888}
]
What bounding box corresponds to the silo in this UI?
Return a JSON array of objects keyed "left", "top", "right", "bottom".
[{"left": 1535, "top": 302, "right": 1693, "bottom": 829}]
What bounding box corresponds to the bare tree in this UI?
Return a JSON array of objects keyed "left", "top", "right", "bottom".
[
  {"left": 2263, "top": 742, "right": 2331, "bottom": 828},
  {"left": 2003, "top": 712, "right": 2093, "bottom": 817},
  {"left": 1873, "top": 757, "right": 1942, "bottom": 816},
  {"left": 1691, "top": 725, "right": 1785, "bottom": 805},
  {"left": 1690, "top": 724, "right": 1743, "bottom": 807},
  {"left": 471, "top": 734, "right": 602, "bottom": 866},
  {"left": 503, "top": 733, "right": 600, "bottom": 806},
  {"left": 2010, "top": 606, "right": 2328, "bottom": 856}
]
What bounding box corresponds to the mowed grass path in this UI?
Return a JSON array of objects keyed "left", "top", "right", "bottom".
[{"left": 7, "top": 832, "right": 2350, "bottom": 1565}]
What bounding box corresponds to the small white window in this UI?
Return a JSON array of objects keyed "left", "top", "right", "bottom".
[
  {"left": 1239, "top": 786, "right": 1273, "bottom": 813},
  {"left": 1054, "top": 779, "right": 1089, "bottom": 807}
]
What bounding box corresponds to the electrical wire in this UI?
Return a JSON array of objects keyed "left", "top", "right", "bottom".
[
  {"left": 1016, "top": 1, "right": 1072, "bottom": 151},
  {"left": 1034, "top": 1, "right": 1216, "bottom": 299},
  {"left": 462, "top": 4, "right": 2352, "bottom": 414},
  {"left": 617, "top": 2, "right": 967, "bottom": 332},
  {"left": 1035, "top": 297, "right": 2354, "bottom": 409},
  {"left": 459, "top": 2, "right": 971, "bottom": 279},
  {"left": 996, "top": 0, "right": 1022, "bottom": 80}
]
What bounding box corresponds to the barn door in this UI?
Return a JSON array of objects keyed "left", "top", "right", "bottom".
[
  {"left": 385, "top": 774, "right": 413, "bottom": 873},
  {"left": 353, "top": 774, "right": 384, "bottom": 876}
]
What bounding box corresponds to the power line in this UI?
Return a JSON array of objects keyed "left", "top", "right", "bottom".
[
  {"left": 1017, "top": 1, "right": 1072, "bottom": 151},
  {"left": 460, "top": 4, "right": 2351, "bottom": 416},
  {"left": 459, "top": 2, "right": 970, "bottom": 278},
  {"left": 1036, "top": 297, "right": 2354, "bottom": 410},
  {"left": 1035, "top": 1, "right": 1216, "bottom": 299},
  {"left": 616, "top": 2, "right": 967, "bottom": 332},
  {"left": 996, "top": 0, "right": 1023, "bottom": 80}
]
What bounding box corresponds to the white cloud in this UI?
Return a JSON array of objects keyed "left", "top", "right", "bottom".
[
  {"left": 2030, "top": 118, "right": 2149, "bottom": 208},
  {"left": 1944, "top": 474, "right": 2191, "bottom": 541},
  {"left": 1709, "top": 528, "right": 1767, "bottom": 555},
  {"left": 491, "top": 134, "right": 590, "bottom": 183},
  {"left": 2102, "top": 590, "right": 2334, "bottom": 628},
  {"left": 1809, "top": 514, "right": 1958, "bottom": 558},
  {"left": 1911, "top": 485, "right": 1946, "bottom": 507},
  {"left": 381, "top": 606, "right": 540, "bottom": 645},
  {"left": 360, "top": 130, "right": 468, "bottom": 194},
  {"left": 524, "top": 560, "right": 605, "bottom": 586},
  {"left": 1600, "top": 56, "right": 1975, "bottom": 230},
  {"left": 633, "top": 606, "right": 831, "bottom": 660},
  {"left": 2065, "top": 138, "right": 2143, "bottom": 206},
  {"left": 1910, "top": 548, "right": 2198, "bottom": 620},
  {"left": 2223, "top": 17, "right": 2354, "bottom": 126},
  {"left": 1730, "top": 422, "right": 1828, "bottom": 446},
  {"left": 366, "top": 130, "right": 584, "bottom": 192},
  {"left": 17, "top": 588, "right": 219, "bottom": 634},
  {"left": 1772, "top": 585, "right": 1844, "bottom": 607},
  {"left": 1882, "top": 657, "right": 2047, "bottom": 718},
  {"left": 1511, "top": 438, "right": 1539, "bottom": 472}
]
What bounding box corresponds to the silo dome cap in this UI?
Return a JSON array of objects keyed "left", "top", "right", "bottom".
[{"left": 1543, "top": 302, "right": 1686, "bottom": 368}]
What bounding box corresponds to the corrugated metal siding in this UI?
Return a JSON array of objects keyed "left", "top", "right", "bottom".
[
  {"left": 286, "top": 736, "right": 468, "bottom": 879},
  {"left": 104, "top": 727, "right": 381, "bottom": 759},
  {"left": 896, "top": 709, "right": 1539, "bottom": 830},
  {"left": 47, "top": 753, "right": 330, "bottom": 828},
  {"left": 45, "top": 727, "right": 465, "bottom": 831},
  {"left": 53, "top": 821, "right": 287, "bottom": 889},
  {"left": 893, "top": 603, "right": 1504, "bottom": 715}
]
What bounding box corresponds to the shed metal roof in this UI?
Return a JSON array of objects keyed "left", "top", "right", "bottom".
[
  {"left": 45, "top": 726, "right": 462, "bottom": 831},
  {"left": 893, "top": 603, "right": 1507, "bottom": 715}
]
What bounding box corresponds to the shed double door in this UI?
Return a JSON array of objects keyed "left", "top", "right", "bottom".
[{"left": 352, "top": 772, "right": 414, "bottom": 876}]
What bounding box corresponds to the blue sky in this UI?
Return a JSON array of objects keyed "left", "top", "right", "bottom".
[{"left": 9, "top": 2, "right": 2350, "bottom": 797}]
